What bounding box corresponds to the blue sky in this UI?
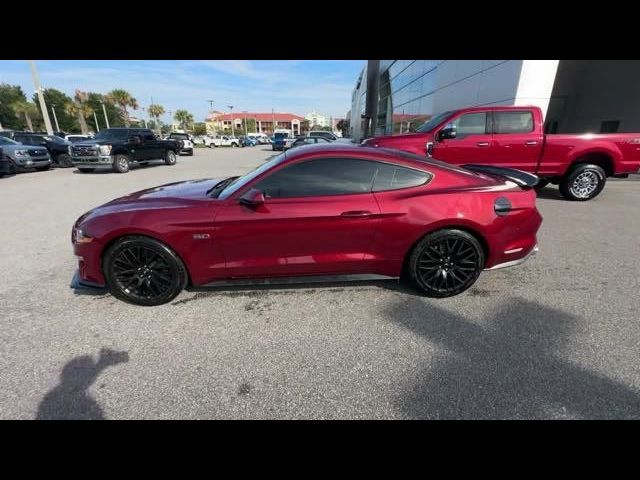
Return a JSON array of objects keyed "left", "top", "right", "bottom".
[{"left": 0, "top": 60, "right": 364, "bottom": 122}]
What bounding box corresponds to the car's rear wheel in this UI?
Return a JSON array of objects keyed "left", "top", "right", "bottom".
[
  {"left": 165, "top": 150, "right": 177, "bottom": 165},
  {"left": 103, "top": 236, "right": 187, "bottom": 306},
  {"left": 113, "top": 154, "right": 130, "bottom": 173},
  {"left": 408, "top": 229, "right": 484, "bottom": 298},
  {"left": 559, "top": 163, "right": 606, "bottom": 201},
  {"left": 56, "top": 153, "right": 73, "bottom": 168}
]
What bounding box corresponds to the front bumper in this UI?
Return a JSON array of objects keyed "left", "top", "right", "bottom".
[
  {"left": 71, "top": 154, "right": 115, "bottom": 168},
  {"left": 179, "top": 147, "right": 193, "bottom": 154},
  {"left": 484, "top": 244, "right": 539, "bottom": 271},
  {"left": 13, "top": 156, "right": 51, "bottom": 169},
  {"left": 70, "top": 269, "right": 108, "bottom": 294}
]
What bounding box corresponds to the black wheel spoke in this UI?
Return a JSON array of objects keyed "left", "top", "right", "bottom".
[{"left": 112, "top": 244, "right": 176, "bottom": 302}]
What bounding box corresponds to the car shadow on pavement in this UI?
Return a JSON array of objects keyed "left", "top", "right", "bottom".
[
  {"left": 36, "top": 348, "right": 129, "bottom": 420},
  {"left": 535, "top": 186, "right": 567, "bottom": 201},
  {"left": 384, "top": 297, "right": 640, "bottom": 419}
]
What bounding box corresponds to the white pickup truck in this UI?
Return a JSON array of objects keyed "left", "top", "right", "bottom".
[{"left": 203, "top": 135, "right": 240, "bottom": 148}]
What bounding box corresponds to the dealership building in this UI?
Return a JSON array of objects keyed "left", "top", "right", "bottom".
[{"left": 348, "top": 60, "right": 640, "bottom": 143}]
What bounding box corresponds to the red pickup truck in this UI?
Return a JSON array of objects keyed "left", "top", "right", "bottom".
[{"left": 363, "top": 106, "right": 640, "bottom": 201}]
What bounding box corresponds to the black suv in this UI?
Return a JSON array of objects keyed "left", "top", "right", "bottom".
[
  {"left": 11, "top": 131, "right": 73, "bottom": 167},
  {"left": 70, "top": 128, "right": 181, "bottom": 173}
]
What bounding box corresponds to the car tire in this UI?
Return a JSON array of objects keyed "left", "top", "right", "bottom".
[
  {"left": 113, "top": 154, "right": 130, "bottom": 173},
  {"left": 103, "top": 235, "right": 188, "bottom": 306},
  {"left": 408, "top": 229, "right": 484, "bottom": 298},
  {"left": 188, "top": 150, "right": 194, "bottom": 156},
  {"left": 231, "top": 143, "right": 238, "bottom": 148},
  {"left": 165, "top": 150, "right": 177, "bottom": 165},
  {"left": 559, "top": 163, "right": 606, "bottom": 201},
  {"left": 56, "top": 153, "right": 73, "bottom": 168},
  {"left": 78, "top": 168, "right": 95, "bottom": 173}
]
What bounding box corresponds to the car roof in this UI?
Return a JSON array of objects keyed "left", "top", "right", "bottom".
[{"left": 282, "top": 142, "right": 470, "bottom": 172}]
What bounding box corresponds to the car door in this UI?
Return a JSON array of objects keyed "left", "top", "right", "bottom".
[
  {"left": 430, "top": 110, "right": 495, "bottom": 165},
  {"left": 489, "top": 110, "right": 542, "bottom": 172},
  {"left": 215, "top": 157, "right": 381, "bottom": 278},
  {"left": 142, "top": 132, "right": 163, "bottom": 159}
]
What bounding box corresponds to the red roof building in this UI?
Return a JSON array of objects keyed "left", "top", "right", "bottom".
[{"left": 206, "top": 111, "right": 305, "bottom": 135}]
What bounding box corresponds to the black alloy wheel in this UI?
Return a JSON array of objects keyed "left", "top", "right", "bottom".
[
  {"left": 104, "top": 236, "right": 187, "bottom": 306},
  {"left": 409, "top": 229, "right": 484, "bottom": 297}
]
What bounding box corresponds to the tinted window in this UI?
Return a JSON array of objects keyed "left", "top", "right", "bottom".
[
  {"left": 492, "top": 111, "right": 534, "bottom": 134},
  {"left": 452, "top": 112, "right": 487, "bottom": 137},
  {"left": 373, "top": 163, "right": 431, "bottom": 191},
  {"left": 0, "top": 137, "right": 18, "bottom": 145},
  {"left": 255, "top": 158, "right": 377, "bottom": 198},
  {"left": 143, "top": 133, "right": 156, "bottom": 141},
  {"left": 13, "top": 135, "right": 30, "bottom": 144}
]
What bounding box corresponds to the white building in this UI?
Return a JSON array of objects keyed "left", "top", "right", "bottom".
[
  {"left": 305, "top": 111, "right": 330, "bottom": 128},
  {"left": 349, "top": 60, "right": 640, "bottom": 142}
]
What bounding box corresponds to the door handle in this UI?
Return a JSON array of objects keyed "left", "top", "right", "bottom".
[
  {"left": 525, "top": 140, "right": 538, "bottom": 146},
  {"left": 476, "top": 142, "right": 490, "bottom": 147},
  {"left": 341, "top": 210, "right": 372, "bottom": 218}
]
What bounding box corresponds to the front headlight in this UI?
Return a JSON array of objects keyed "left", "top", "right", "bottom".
[
  {"left": 99, "top": 145, "right": 112, "bottom": 155},
  {"left": 14, "top": 149, "right": 29, "bottom": 157},
  {"left": 68, "top": 145, "right": 73, "bottom": 155},
  {"left": 72, "top": 227, "right": 94, "bottom": 244}
]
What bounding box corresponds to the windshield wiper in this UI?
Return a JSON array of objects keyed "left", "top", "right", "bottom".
[{"left": 207, "top": 176, "right": 240, "bottom": 197}]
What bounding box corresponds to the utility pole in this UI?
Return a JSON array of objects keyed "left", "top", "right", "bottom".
[
  {"left": 29, "top": 61, "right": 53, "bottom": 135},
  {"left": 93, "top": 110, "right": 100, "bottom": 132},
  {"left": 100, "top": 100, "right": 110, "bottom": 128},
  {"left": 207, "top": 99, "right": 215, "bottom": 113},
  {"left": 51, "top": 104, "right": 60, "bottom": 131},
  {"left": 272, "top": 108, "right": 275, "bottom": 134},
  {"left": 227, "top": 105, "right": 234, "bottom": 137},
  {"left": 243, "top": 111, "right": 248, "bottom": 136}
]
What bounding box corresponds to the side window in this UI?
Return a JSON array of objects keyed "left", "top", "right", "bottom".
[
  {"left": 451, "top": 112, "right": 488, "bottom": 138},
  {"left": 373, "top": 163, "right": 431, "bottom": 192},
  {"left": 493, "top": 111, "right": 534, "bottom": 134},
  {"left": 143, "top": 133, "right": 156, "bottom": 141},
  {"left": 254, "top": 158, "right": 377, "bottom": 198},
  {"left": 304, "top": 138, "right": 316, "bottom": 144}
]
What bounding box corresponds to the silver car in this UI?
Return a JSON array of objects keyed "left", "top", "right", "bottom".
[{"left": 0, "top": 136, "right": 52, "bottom": 173}]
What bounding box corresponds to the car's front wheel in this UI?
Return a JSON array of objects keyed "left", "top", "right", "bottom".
[
  {"left": 56, "top": 153, "right": 73, "bottom": 168},
  {"left": 408, "top": 229, "right": 484, "bottom": 298},
  {"left": 112, "top": 154, "right": 130, "bottom": 173},
  {"left": 559, "top": 163, "right": 606, "bottom": 201},
  {"left": 165, "top": 150, "right": 177, "bottom": 165},
  {"left": 103, "top": 236, "right": 188, "bottom": 306}
]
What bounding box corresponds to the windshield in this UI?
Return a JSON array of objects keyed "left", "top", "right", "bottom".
[
  {"left": 0, "top": 137, "right": 19, "bottom": 145},
  {"left": 217, "top": 152, "right": 287, "bottom": 199},
  {"left": 414, "top": 111, "right": 455, "bottom": 133},
  {"left": 92, "top": 129, "right": 130, "bottom": 141},
  {"left": 169, "top": 133, "right": 189, "bottom": 140}
]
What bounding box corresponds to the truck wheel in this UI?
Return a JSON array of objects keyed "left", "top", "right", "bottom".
[
  {"left": 56, "top": 153, "right": 73, "bottom": 168},
  {"left": 559, "top": 164, "right": 606, "bottom": 201},
  {"left": 165, "top": 150, "right": 177, "bottom": 165},
  {"left": 113, "top": 154, "right": 130, "bottom": 173},
  {"left": 231, "top": 143, "right": 238, "bottom": 148}
]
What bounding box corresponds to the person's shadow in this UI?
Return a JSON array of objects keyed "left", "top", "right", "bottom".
[
  {"left": 36, "top": 348, "right": 129, "bottom": 420},
  {"left": 385, "top": 297, "right": 640, "bottom": 419}
]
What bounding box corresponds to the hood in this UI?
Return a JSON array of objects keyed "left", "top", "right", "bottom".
[{"left": 110, "top": 178, "right": 224, "bottom": 203}]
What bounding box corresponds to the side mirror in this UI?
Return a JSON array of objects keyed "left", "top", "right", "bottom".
[
  {"left": 438, "top": 124, "right": 457, "bottom": 141},
  {"left": 239, "top": 188, "right": 265, "bottom": 206}
]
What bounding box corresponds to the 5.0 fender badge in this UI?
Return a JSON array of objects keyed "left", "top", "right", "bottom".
[{"left": 193, "top": 233, "right": 211, "bottom": 239}]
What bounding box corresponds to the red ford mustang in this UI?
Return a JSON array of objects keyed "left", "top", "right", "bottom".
[{"left": 71, "top": 143, "right": 542, "bottom": 306}]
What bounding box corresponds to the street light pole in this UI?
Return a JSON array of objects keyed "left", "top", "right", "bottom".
[
  {"left": 100, "top": 100, "right": 110, "bottom": 128},
  {"left": 227, "top": 105, "right": 234, "bottom": 137},
  {"left": 29, "top": 61, "right": 53, "bottom": 135},
  {"left": 243, "top": 111, "right": 248, "bottom": 136},
  {"left": 93, "top": 110, "right": 100, "bottom": 132},
  {"left": 51, "top": 104, "right": 60, "bottom": 131}
]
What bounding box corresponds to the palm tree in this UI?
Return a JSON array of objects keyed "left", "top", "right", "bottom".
[
  {"left": 106, "top": 89, "right": 138, "bottom": 127},
  {"left": 174, "top": 109, "right": 194, "bottom": 130},
  {"left": 65, "top": 101, "right": 94, "bottom": 134},
  {"left": 147, "top": 104, "right": 165, "bottom": 133},
  {"left": 12, "top": 100, "right": 39, "bottom": 131}
]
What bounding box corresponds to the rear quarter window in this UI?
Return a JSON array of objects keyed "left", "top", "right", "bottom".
[{"left": 373, "top": 163, "right": 432, "bottom": 191}]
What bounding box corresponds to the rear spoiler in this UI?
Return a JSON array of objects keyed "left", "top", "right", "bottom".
[{"left": 462, "top": 164, "right": 539, "bottom": 189}]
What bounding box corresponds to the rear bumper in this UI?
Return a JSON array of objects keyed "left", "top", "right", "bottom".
[{"left": 484, "top": 244, "right": 538, "bottom": 271}]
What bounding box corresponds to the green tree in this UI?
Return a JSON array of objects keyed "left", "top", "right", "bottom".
[
  {"left": 336, "top": 119, "right": 347, "bottom": 134},
  {"left": 300, "top": 120, "right": 310, "bottom": 134},
  {"left": 0, "top": 83, "right": 28, "bottom": 130},
  {"left": 239, "top": 118, "right": 257, "bottom": 134},
  {"left": 193, "top": 122, "right": 207, "bottom": 135},
  {"left": 86, "top": 92, "right": 122, "bottom": 130},
  {"left": 174, "top": 109, "right": 194, "bottom": 130},
  {"left": 106, "top": 89, "right": 139, "bottom": 127},
  {"left": 33, "top": 88, "right": 77, "bottom": 132},
  {"left": 64, "top": 92, "right": 94, "bottom": 135},
  {"left": 11, "top": 100, "right": 40, "bottom": 131},
  {"left": 147, "top": 104, "right": 165, "bottom": 133}
]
